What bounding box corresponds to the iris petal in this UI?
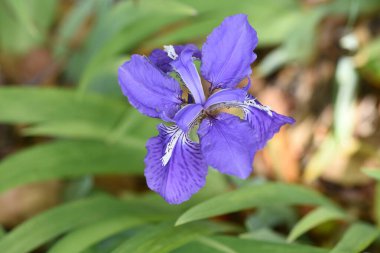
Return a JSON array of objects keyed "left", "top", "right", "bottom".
[
  {"left": 118, "top": 55, "right": 182, "bottom": 119},
  {"left": 174, "top": 104, "right": 203, "bottom": 132},
  {"left": 171, "top": 47, "right": 206, "bottom": 104},
  {"left": 243, "top": 96, "right": 295, "bottom": 150},
  {"left": 198, "top": 113, "right": 257, "bottom": 179},
  {"left": 204, "top": 88, "right": 247, "bottom": 110},
  {"left": 149, "top": 44, "right": 201, "bottom": 73},
  {"left": 201, "top": 14, "right": 258, "bottom": 90},
  {"left": 145, "top": 124, "right": 208, "bottom": 204}
]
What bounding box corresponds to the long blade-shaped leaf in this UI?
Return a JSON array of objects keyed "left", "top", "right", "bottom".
[
  {"left": 176, "top": 183, "right": 337, "bottom": 225},
  {"left": 0, "top": 140, "right": 145, "bottom": 194},
  {"left": 287, "top": 206, "right": 348, "bottom": 242},
  {"left": 111, "top": 221, "right": 234, "bottom": 253},
  {"left": 0, "top": 87, "right": 125, "bottom": 125},
  {"left": 173, "top": 236, "right": 329, "bottom": 253},
  {"left": 330, "top": 222, "right": 379, "bottom": 253},
  {"left": 0, "top": 196, "right": 165, "bottom": 253},
  {"left": 48, "top": 214, "right": 147, "bottom": 253}
]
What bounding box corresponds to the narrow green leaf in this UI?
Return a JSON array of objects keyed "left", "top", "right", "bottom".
[
  {"left": 76, "top": 0, "right": 196, "bottom": 94},
  {"left": 0, "top": 140, "right": 145, "bottom": 194},
  {"left": 287, "top": 206, "right": 348, "bottom": 242},
  {"left": 140, "top": 0, "right": 197, "bottom": 16},
  {"left": 176, "top": 183, "right": 337, "bottom": 226},
  {"left": 376, "top": 182, "right": 380, "bottom": 227},
  {"left": 330, "top": 222, "right": 379, "bottom": 253},
  {"left": 245, "top": 206, "right": 297, "bottom": 231},
  {"left": 111, "top": 221, "right": 233, "bottom": 253},
  {"left": 174, "top": 236, "right": 329, "bottom": 253},
  {"left": 0, "top": 87, "right": 125, "bottom": 125},
  {"left": 48, "top": 214, "right": 147, "bottom": 253},
  {"left": 363, "top": 168, "right": 380, "bottom": 181},
  {"left": 0, "top": 0, "right": 57, "bottom": 54},
  {"left": 0, "top": 196, "right": 164, "bottom": 253},
  {"left": 240, "top": 228, "right": 286, "bottom": 243},
  {"left": 54, "top": 0, "right": 98, "bottom": 58},
  {"left": 0, "top": 87, "right": 158, "bottom": 142},
  {"left": 0, "top": 227, "right": 5, "bottom": 239}
]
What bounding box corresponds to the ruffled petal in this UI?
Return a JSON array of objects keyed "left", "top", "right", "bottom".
[
  {"left": 204, "top": 88, "right": 246, "bottom": 110},
  {"left": 145, "top": 124, "right": 208, "bottom": 204},
  {"left": 174, "top": 104, "right": 203, "bottom": 132},
  {"left": 198, "top": 113, "right": 257, "bottom": 179},
  {"left": 171, "top": 47, "right": 206, "bottom": 104},
  {"left": 118, "top": 55, "right": 182, "bottom": 119},
  {"left": 201, "top": 14, "right": 258, "bottom": 90},
  {"left": 149, "top": 44, "right": 201, "bottom": 73},
  {"left": 242, "top": 96, "right": 295, "bottom": 150}
]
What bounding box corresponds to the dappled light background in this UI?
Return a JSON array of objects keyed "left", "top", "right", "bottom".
[{"left": 0, "top": 0, "right": 380, "bottom": 252}]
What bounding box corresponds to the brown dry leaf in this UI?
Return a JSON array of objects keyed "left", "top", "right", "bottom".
[{"left": 0, "top": 181, "right": 62, "bottom": 228}]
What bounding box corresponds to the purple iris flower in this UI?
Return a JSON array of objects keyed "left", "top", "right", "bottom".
[{"left": 118, "top": 14, "right": 295, "bottom": 204}]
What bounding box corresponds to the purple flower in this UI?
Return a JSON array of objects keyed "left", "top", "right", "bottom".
[{"left": 118, "top": 14, "right": 295, "bottom": 204}]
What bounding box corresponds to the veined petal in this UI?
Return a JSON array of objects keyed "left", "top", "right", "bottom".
[
  {"left": 204, "top": 88, "right": 247, "bottom": 110},
  {"left": 118, "top": 55, "right": 182, "bottom": 119},
  {"left": 171, "top": 47, "right": 206, "bottom": 104},
  {"left": 242, "top": 96, "right": 295, "bottom": 150},
  {"left": 198, "top": 113, "right": 257, "bottom": 179},
  {"left": 201, "top": 14, "right": 258, "bottom": 90},
  {"left": 145, "top": 124, "right": 208, "bottom": 204},
  {"left": 174, "top": 104, "right": 204, "bottom": 132},
  {"left": 149, "top": 44, "right": 201, "bottom": 73}
]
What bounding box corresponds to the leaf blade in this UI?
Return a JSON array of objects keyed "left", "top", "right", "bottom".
[
  {"left": 176, "top": 183, "right": 337, "bottom": 225},
  {"left": 287, "top": 206, "right": 347, "bottom": 242},
  {"left": 330, "top": 222, "right": 379, "bottom": 253},
  {"left": 0, "top": 140, "right": 145, "bottom": 194}
]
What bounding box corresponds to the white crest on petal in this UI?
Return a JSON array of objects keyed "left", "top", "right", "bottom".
[
  {"left": 161, "top": 126, "right": 183, "bottom": 166},
  {"left": 244, "top": 96, "right": 273, "bottom": 117},
  {"left": 163, "top": 45, "right": 178, "bottom": 60}
]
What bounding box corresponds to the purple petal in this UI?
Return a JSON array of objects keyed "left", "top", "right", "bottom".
[
  {"left": 201, "top": 14, "right": 258, "bottom": 90},
  {"left": 145, "top": 124, "right": 208, "bottom": 204},
  {"left": 171, "top": 47, "right": 206, "bottom": 104},
  {"left": 149, "top": 44, "right": 201, "bottom": 73},
  {"left": 243, "top": 96, "right": 295, "bottom": 150},
  {"left": 118, "top": 55, "right": 182, "bottom": 119},
  {"left": 174, "top": 104, "right": 204, "bottom": 132},
  {"left": 198, "top": 113, "right": 257, "bottom": 179},
  {"left": 204, "top": 88, "right": 247, "bottom": 110}
]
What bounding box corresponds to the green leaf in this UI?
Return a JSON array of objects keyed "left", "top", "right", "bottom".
[
  {"left": 240, "top": 228, "right": 286, "bottom": 243},
  {"left": 74, "top": 0, "right": 195, "bottom": 93},
  {"left": 174, "top": 236, "right": 329, "bottom": 253},
  {"left": 0, "top": 87, "right": 158, "bottom": 142},
  {"left": 330, "top": 222, "right": 379, "bottom": 253},
  {"left": 376, "top": 182, "right": 380, "bottom": 227},
  {"left": 0, "top": 226, "right": 5, "bottom": 239},
  {"left": 245, "top": 206, "right": 297, "bottom": 231},
  {"left": 363, "top": 168, "right": 380, "bottom": 181},
  {"left": 0, "top": 0, "right": 57, "bottom": 54},
  {"left": 0, "top": 87, "right": 125, "bottom": 125},
  {"left": 48, "top": 214, "right": 147, "bottom": 253},
  {"left": 54, "top": 0, "right": 99, "bottom": 58},
  {"left": 111, "top": 221, "right": 234, "bottom": 253},
  {"left": 0, "top": 196, "right": 166, "bottom": 253},
  {"left": 176, "top": 183, "right": 337, "bottom": 225},
  {"left": 287, "top": 206, "right": 348, "bottom": 242},
  {"left": 0, "top": 140, "right": 145, "bottom": 194}
]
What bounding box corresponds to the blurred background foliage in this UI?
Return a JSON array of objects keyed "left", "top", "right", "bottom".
[{"left": 0, "top": 0, "right": 380, "bottom": 252}]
